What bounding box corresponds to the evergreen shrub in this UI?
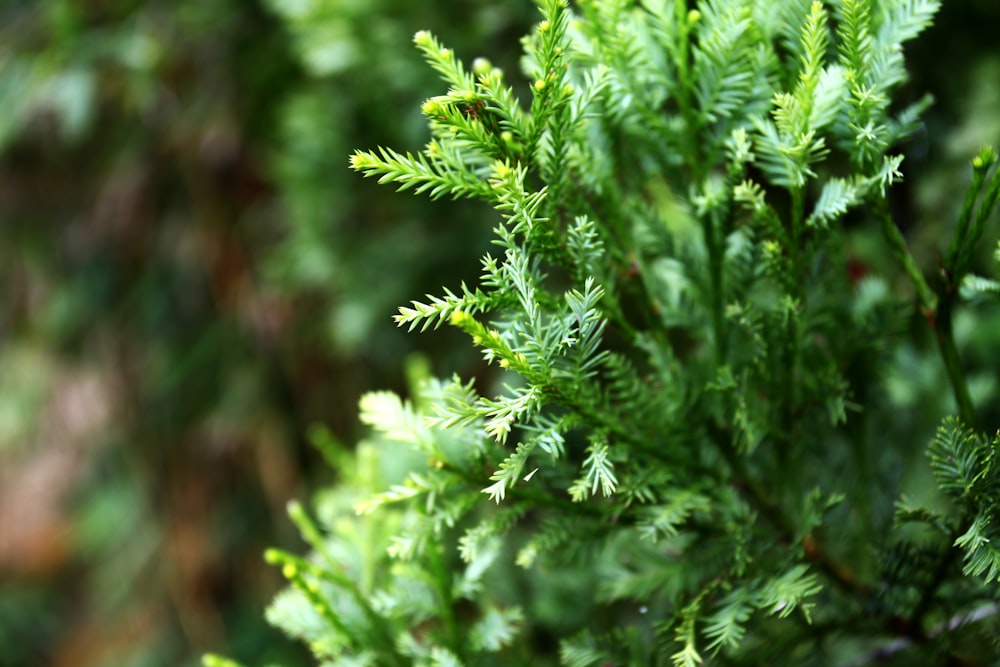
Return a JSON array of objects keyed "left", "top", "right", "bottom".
[{"left": 210, "top": 0, "right": 1000, "bottom": 664}]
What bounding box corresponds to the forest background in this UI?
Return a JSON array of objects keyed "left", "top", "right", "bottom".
[{"left": 0, "top": 1, "right": 998, "bottom": 666}]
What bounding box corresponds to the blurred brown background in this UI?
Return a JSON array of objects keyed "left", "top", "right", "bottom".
[{"left": 0, "top": 1, "right": 997, "bottom": 666}]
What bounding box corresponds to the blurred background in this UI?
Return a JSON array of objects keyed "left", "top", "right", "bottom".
[{"left": 0, "top": 1, "right": 996, "bottom": 666}]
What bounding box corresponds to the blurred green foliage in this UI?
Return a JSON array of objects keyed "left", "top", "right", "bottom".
[
  {"left": 0, "top": 0, "right": 996, "bottom": 666},
  {"left": 0, "top": 1, "right": 534, "bottom": 666}
]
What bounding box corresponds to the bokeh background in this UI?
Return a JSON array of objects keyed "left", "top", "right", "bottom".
[{"left": 0, "top": 2, "right": 997, "bottom": 666}]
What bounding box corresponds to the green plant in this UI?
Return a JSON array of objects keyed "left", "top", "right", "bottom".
[{"left": 209, "top": 0, "right": 1000, "bottom": 664}]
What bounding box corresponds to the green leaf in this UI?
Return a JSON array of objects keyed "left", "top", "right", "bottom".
[
  {"left": 959, "top": 274, "right": 1000, "bottom": 301},
  {"left": 560, "top": 631, "right": 614, "bottom": 667},
  {"left": 350, "top": 147, "right": 493, "bottom": 200},
  {"left": 955, "top": 514, "right": 1000, "bottom": 583},
  {"left": 928, "top": 416, "right": 981, "bottom": 499},
  {"left": 576, "top": 435, "right": 618, "bottom": 500},
  {"left": 636, "top": 489, "right": 712, "bottom": 542},
  {"left": 470, "top": 605, "right": 524, "bottom": 652},
  {"left": 757, "top": 565, "right": 822, "bottom": 620},
  {"left": 704, "top": 589, "right": 753, "bottom": 652},
  {"left": 806, "top": 176, "right": 867, "bottom": 227}
]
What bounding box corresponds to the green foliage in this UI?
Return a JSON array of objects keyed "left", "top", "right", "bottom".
[
  {"left": 230, "top": 0, "right": 1000, "bottom": 665},
  {"left": 926, "top": 417, "right": 1000, "bottom": 582},
  {"left": 245, "top": 375, "right": 530, "bottom": 667}
]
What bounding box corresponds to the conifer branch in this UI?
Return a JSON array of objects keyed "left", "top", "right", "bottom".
[{"left": 242, "top": 2, "right": 1000, "bottom": 666}]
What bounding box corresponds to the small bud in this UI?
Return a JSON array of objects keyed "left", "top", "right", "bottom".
[
  {"left": 539, "top": 20, "right": 550, "bottom": 32},
  {"left": 349, "top": 151, "right": 372, "bottom": 171},
  {"left": 492, "top": 162, "right": 511, "bottom": 179},
  {"left": 688, "top": 9, "right": 701, "bottom": 24},
  {"left": 472, "top": 57, "right": 492, "bottom": 75},
  {"left": 973, "top": 146, "right": 997, "bottom": 170},
  {"left": 282, "top": 564, "right": 297, "bottom": 579},
  {"left": 534, "top": 79, "right": 546, "bottom": 91},
  {"left": 413, "top": 30, "right": 431, "bottom": 46}
]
